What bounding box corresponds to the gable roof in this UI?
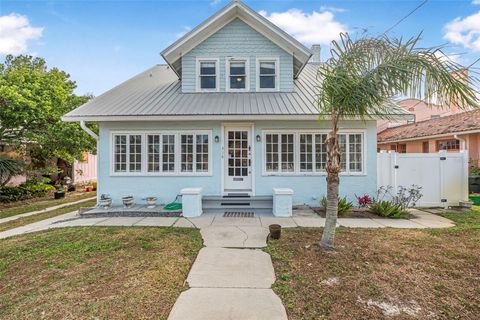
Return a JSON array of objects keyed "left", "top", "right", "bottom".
[
  {"left": 63, "top": 63, "right": 412, "bottom": 122},
  {"left": 378, "top": 109, "right": 480, "bottom": 143},
  {"left": 161, "top": 0, "right": 312, "bottom": 79}
]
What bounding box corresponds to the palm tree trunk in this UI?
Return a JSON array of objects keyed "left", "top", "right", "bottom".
[{"left": 320, "top": 113, "right": 341, "bottom": 249}]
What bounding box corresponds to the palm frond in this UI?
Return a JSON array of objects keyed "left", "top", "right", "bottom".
[
  {"left": 0, "top": 156, "right": 24, "bottom": 186},
  {"left": 317, "top": 33, "right": 480, "bottom": 121}
]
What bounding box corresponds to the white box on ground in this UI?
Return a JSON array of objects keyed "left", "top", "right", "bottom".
[
  {"left": 273, "top": 188, "right": 293, "bottom": 217},
  {"left": 181, "top": 188, "right": 203, "bottom": 217}
]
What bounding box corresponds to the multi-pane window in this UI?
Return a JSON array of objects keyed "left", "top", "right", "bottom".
[
  {"left": 229, "top": 60, "right": 247, "bottom": 90},
  {"left": 315, "top": 134, "right": 328, "bottom": 171},
  {"left": 199, "top": 61, "right": 217, "bottom": 90},
  {"left": 129, "top": 135, "right": 142, "bottom": 172},
  {"left": 264, "top": 132, "right": 364, "bottom": 175},
  {"left": 112, "top": 132, "right": 210, "bottom": 175},
  {"left": 437, "top": 139, "right": 460, "bottom": 151},
  {"left": 181, "top": 134, "right": 194, "bottom": 172},
  {"left": 113, "top": 134, "right": 142, "bottom": 173},
  {"left": 258, "top": 60, "right": 277, "bottom": 90},
  {"left": 162, "top": 135, "right": 175, "bottom": 172},
  {"left": 349, "top": 134, "right": 363, "bottom": 172},
  {"left": 300, "top": 134, "right": 313, "bottom": 172},
  {"left": 147, "top": 135, "right": 160, "bottom": 172},
  {"left": 265, "top": 134, "right": 279, "bottom": 172},
  {"left": 196, "top": 134, "right": 209, "bottom": 172},
  {"left": 114, "top": 135, "right": 127, "bottom": 172},
  {"left": 265, "top": 133, "right": 294, "bottom": 173}
]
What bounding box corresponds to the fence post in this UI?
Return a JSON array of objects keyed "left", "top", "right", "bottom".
[
  {"left": 438, "top": 150, "right": 448, "bottom": 209},
  {"left": 461, "top": 150, "right": 469, "bottom": 202},
  {"left": 388, "top": 151, "right": 397, "bottom": 194}
]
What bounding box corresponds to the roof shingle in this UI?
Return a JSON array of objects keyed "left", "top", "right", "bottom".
[{"left": 378, "top": 109, "right": 480, "bottom": 143}]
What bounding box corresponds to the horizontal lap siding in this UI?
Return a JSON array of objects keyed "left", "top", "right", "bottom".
[{"left": 182, "top": 18, "right": 293, "bottom": 93}]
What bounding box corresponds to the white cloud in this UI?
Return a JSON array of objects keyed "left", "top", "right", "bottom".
[
  {"left": 443, "top": 11, "right": 480, "bottom": 51},
  {"left": 210, "top": 0, "right": 222, "bottom": 6},
  {"left": 319, "top": 5, "right": 347, "bottom": 13},
  {"left": 473, "top": 0, "right": 480, "bottom": 5},
  {"left": 0, "top": 13, "right": 43, "bottom": 55},
  {"left": 259, "top": 8, "right": 347, "bottom": 45},
  {"left": 434, "top": 51, "right": 461, "bottom": 64}
]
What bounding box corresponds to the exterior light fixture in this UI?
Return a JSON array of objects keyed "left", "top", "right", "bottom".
[
  {"left": 256, "top": 135, "right": 261, "bottom": 142},
  {"left": 214, "top": 136, "right": 220, "bottom": 143}
]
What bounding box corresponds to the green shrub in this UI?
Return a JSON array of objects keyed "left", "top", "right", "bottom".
[
  {"left": 321, "top": 196, "right": 353, "bottom": 215},
  {"left": 471, "top": 166, "right": 480, "bottom": 176},
  {"left": 369, "top": 200, "right": 408, "bottom": 218},
  {"left": 0, "top": 178, "right": 55, "bottom": 203}
]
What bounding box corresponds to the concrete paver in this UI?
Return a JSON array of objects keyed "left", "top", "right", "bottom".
[
  {"left": 187, "top": 247, "right": 275, "bottom": 288},
  {"left": 95, "top": 217, "right": 144, "bottom": 226},
  {"left": 260, "top": 217, "right": 298, "bottom": 228},
  {"left": 187, "top": 216, "right": 215, "bottom": 228},
  {"left": 211, "top": 216, "right": 262, "bottom": 227},
  {"left": 338, "top": 218, "right": 385, "bottom": 228},
  {"left": 293, "top": 216, "right": 326, "bottom": 227},
  {"left": 173, "top": 218, "right": 196, "bottom": 228},
  {"left": 168, "top": 288, "right": 288, "bottom": 320},
  {"left": 373, "top": 218, "right": 427, "bottom": 228},
  {"left": 201, "top": 226, "right": 269, "bottom": 248},
  {"left": 133, "top": 217, "right": 178, "bottom": 227}
]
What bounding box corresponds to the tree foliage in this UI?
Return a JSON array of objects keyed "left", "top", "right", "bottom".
[
  {"left": 0, "top": 55, "right": 96, "bottom": 164},
  {"left": 316, "top": 33, "right": 479, "bottom": 248}
]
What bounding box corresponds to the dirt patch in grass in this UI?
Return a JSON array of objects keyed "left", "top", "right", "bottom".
[
  {"left": 0, "top": 199, "right": 97, "bottom": 232},
  {"left": 0, "top": 227, "right": 202, "bottom": 320},
  {"left": 0, "top": 191, "right": 96, "bottom": 219},
  {"left": 266, "top": 217, "right": 480, "bottom": 319}
]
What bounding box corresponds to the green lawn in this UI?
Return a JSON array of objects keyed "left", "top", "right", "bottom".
[
  {"left": 0, "top": 191, "right": 96, "bottom": 220},
  {"left": 266, "top": 207, "right": 480, "bottom": 319},
  {"left": 0, "top": 199, "right": 97, "bottom": 232},
  {"left": 0, "top": 227, "right": 202, "bottom": 320}
]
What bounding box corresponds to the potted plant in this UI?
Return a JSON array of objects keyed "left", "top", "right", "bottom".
[
  {"left": 469, "top": 166, "right": 480, "bottom": 194},
  {"left": 54, "top": 183, "right": 66, "bottom": 199}
]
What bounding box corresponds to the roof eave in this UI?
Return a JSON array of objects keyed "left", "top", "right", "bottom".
[{"left": 378, "top": 129, "right": 480, "bottom": 144}]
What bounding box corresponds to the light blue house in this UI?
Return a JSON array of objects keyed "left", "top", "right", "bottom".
[{"left": 63, "top": 1, "right": 403, "bottom": 216}]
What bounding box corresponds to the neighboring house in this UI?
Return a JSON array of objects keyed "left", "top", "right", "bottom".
[
  {"left": 378, "top": 110, "right": 480, "bottom": 168},
  {"left": 63, "top": 1, "right": 409, "bottom": 210},
  {"left": 377, "top": 98, "right": 464, "bottom": 132}
]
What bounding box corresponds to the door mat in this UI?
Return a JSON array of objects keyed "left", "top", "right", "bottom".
[{"left": 223, "top": 211, "right": 255, "bottom": 218}]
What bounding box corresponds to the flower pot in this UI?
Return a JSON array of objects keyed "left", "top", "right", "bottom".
[
  {"left": 54, "top": 191, "right": 65, "bottom": 199},
  {"left": 86, "top": 186, "right": 94, "bottom": 192},
  {"left": 145, "top": 197, "right": 157, "bottom": 208},
  {"left": 269, "top": 224, "right": 282, "bottom": 240},
  {"left": 122, "top": 196, "right": 134, "bottom": 208},
  {"left": 99, "top": 198, "right": 112, "bottom": 209}
]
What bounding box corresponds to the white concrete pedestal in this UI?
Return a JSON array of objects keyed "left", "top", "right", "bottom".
[
  {"left": 272, "top": 188, "right": 293, "bottom": 217},
  {"left": 181, "top": 188, "right": 203, "bottom": 217}
]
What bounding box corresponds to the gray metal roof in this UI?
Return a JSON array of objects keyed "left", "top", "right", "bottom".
[{"left": 64, "top": 63, "right": 412, "bottom": 121}]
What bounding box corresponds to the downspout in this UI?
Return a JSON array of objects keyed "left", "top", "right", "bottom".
[{"left": 80, "top": 121, "right": 99, "bottom": 204}]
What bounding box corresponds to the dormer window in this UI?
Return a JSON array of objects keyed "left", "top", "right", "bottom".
[
  {"left": 227, "top": 58, "right": 248, "bottom": 91},
  {"left": 197, "top": 59, "right": 218, "bottom": 92},
  {"left": 257, "top": 58, "right": 279, "bottom": 91}
]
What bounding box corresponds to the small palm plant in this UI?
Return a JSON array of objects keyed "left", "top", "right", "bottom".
[
  {"left": 317, "top": 33, "right": 479, "bottom": 248},
  {"left": 0, "top": 155, "right": 24, "bottom": 186}
]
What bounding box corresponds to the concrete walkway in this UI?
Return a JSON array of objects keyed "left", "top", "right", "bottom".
[
  {"left": 0, "top": 208, "right": 455, "bottom": 240},
  {"left": 168, "top": 219, "right": 287, "bottom": 320},
  {"left": 0, "top": 196, "right": 96, "bottom": 225}
]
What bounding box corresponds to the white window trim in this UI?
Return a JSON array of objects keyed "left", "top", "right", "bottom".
[
  {"left": 226, "top": 57, "right": 250, "bottom": 92},
  {"left": 256, "top": 57, "right": 280, "bottom": 92},
  {"left": 261, "top": 129, "right": 367, "bottom": 176},
  {"left": 196, "top": 58, "right": 219, "bottom": 93},
  {"left": 110, "top": 130, "right": 213, "bottom": 177}
]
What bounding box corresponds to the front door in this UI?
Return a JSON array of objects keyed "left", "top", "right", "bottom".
[{"left": 224, "top": 126, "right": 253, "bottom": 194}]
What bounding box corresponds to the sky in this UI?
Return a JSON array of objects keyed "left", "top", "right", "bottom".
[{"left": 1, "top": 0, "right": 480, "bottom": 96}]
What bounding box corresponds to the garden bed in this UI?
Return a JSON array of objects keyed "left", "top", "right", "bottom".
[
  {"left": 0, "top": 227, "right": 202, "bottom": 319},
  {"left": 313, "top": 207, "right": 412, "bottom": 219},
  {"left": 265, "top": 207, "right": 480, "bottom": 319}
]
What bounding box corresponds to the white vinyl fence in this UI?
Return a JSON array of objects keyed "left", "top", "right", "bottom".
[
  {"left": 73, "top": 153, "right": 97, "bottom": 184},
  {"left": 377, "top": 151, "right": 469, "bottom": 207}
]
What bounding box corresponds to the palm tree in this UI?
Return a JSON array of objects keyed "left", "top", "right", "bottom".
[
  {"left": 0, "top": 155, "right": 24, "bottom": 186},
  {"left": 317, "top": 34, "right": 479, "bottom": 249}
]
